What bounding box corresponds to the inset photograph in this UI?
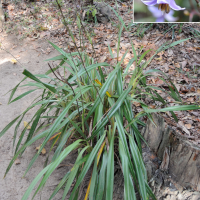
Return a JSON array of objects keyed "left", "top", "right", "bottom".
[{"left": 134, "top": 0, "right": 200, "bottom": 22}]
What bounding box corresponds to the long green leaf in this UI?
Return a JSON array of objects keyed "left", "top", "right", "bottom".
[
  {"left": 89, "top": 86, "right": 132, "bottom": 140},
  {"left": 96, "top": 151, "right": 107, "bottom": 200},
  {"left": 138, "top": 49, "right": 152, "bottom": 66},
  {"left": 0, "top": 115, "right": 21, "bottom": 138},
  {"left": 129, "top": 134, "right": 147, "bottom": 200},
  {"left": 48, "top": 41, "right": 78, "bottom": 60},
  {"left": 4, "top": 128, "right": 50, "bottom": 177},
  {"left": 7, "top": 77, "right": 27, "bottom": 103},
  {"left": 89, "top": 156, "right": 98, "bottom": 200},
  {"left": 49, "top": 172, "right": 70, "bottom": 200},
  {"left": 145, "top": 105, "right": 200, "bottom": 113},
  {"left": 106, "top": 134, "right": 114, "bottom": 200},
  {"left": 32, "top": 139, "right": 82, "bottom": 200},
  {"left": 85, "top": 63, "right": 122, "bottom": 122},
  {"left": 45, "top": 52, "right": 79, "bottom": 61},
  {"left": 70, "top": 132, "right": 106, "bottom": 198},
  {"left": 119, "top": 139, "right": 133, "bottom": 200},
  {"left": 51, "top": 127, "right": 74, "bottom": 162},
  {"left": 23, "top": 92, "right": 82, "bottom": 177},
  {"left": 68, "top": 62, "right": 109, "bottom": 83},
  {"left": 22, "top": 164, "right": 52, "bottom": 200},
  {"left": 23, "top": 69, "right": 56, "bottom": 93},
  {"left": 62, "top": 146, "right": 89, "bottom": 200},
  {"left": 9, "top": 89, "right": 36, "bottom": 104}
]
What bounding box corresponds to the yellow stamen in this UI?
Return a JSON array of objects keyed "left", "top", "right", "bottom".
[{"left": 158, "top": 4, "right": 170, "bottom": 13}]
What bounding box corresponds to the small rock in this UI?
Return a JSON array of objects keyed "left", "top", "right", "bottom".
[{"left": 14, "top": 158, "right": 21, "bottom": 165}]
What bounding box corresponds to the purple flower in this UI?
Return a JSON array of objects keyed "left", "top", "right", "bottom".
[
  {"left": 141, "top": 0, "right": 185, "bottom": 13},
  {"left": 148, "top": 6, "right": 178, "bottom": 22}
]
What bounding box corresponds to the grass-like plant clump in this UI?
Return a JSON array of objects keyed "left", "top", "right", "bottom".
[{"left": 1, "top": 3, "right": 200, "bottom": 200}]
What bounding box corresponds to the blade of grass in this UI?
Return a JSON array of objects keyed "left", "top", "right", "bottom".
[
  {"left": 70, "top": 132, "right": 106, "bottom": 198},
  {"left": 85, "top": 63, "right": 122, "bottom": 122},
  {"left": 96, "top": 151, "right": 107, "bottom": 200},
  {"left": 7, "top": 77, "right": 27, "bottom": 103},
  {"left": 4, "top": 128, "right": 50, "bottom": 177},
  {"left": 88, "top": 157, "right": 98, "bottom": 200},
  {"left": 23, "top": 69, "right": 56, "bottom": 93},
  {"left": 68, "top": 62, "right": 109, "bottom": 83},
  {"left": 119, "top": 139, "right": 133, "bottom": 200},
  {"left": 106, "top": 134, "right": 114, "bottom": 200},
  {"left": 145, "top": 105, "right": 200, "bottom": 113},
  {"left": 128, "top": 134, "right": 147, "bottom": 200},
  {"left": 32, "top": 139, "right": 82, "bottom": 200},
  {"left": 0, "top": 115, "right": 21, "bottom": 138},
  {"left": 62, "top": 146, "right": 89, "bottom": 200},
  {"left": 9, "top": 89, "right": 37, "bottom": 104},
  {"left": 23, "top": 92, "right": 82, "bottom": 177},
  {"left": 49, "top": 171, "right": 70, "bottom": 200},
  {"left": 89, "top": 86, "right": 132, "bottom": 140}
]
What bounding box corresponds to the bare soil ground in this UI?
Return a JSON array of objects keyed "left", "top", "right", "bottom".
[{"left": 0, "top": 34, "right": 77, "bottom": 200}]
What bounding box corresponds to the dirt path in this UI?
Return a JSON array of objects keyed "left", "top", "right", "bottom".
[{"left": 0, "top": 34, "right": 73, "bottom": 200}]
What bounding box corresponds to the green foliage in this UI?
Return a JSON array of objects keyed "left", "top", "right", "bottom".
[
  {"left": 1, "top": 36, "right": 200, "bottom": 199},
  {"left": 53, "top": 0, "right": 64, "bottom": 8},
  {"left": 1, "top": 8, "right": 200, "bottom": 200},
  {"left": 85, "top": 5, "right": 98, "bottom": 23},
  {"left": 132, "top": 23, "right": 185, "bottom": 39}
]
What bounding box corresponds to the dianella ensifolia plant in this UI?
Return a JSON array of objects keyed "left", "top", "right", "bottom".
[{"left": 1, "top": 6, "right": 200, "bottom": 200}]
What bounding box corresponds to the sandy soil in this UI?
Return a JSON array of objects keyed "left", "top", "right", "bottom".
[{"left": 0, "top": 34, "right": 74, "bottom": 200}]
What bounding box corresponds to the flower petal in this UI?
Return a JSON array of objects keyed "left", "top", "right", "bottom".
[
  {"left": 157, "top": 0, "right": 170, "bottom": 4},
  {"left": 168, "top": 0, "right": 185, "bottom": 10},
  {"left": 156, "top": 16, "right": 165, "bottom": 22},
  {"left": 148, "top": 6, "right": 163, "bottom": 18},
  {"left": 148, "top": 5, "right": 178, "bottom": 22},
  {"left": 141, "top": 0, "right": 157, "bottom": 6},
  {"left": 165, "top": 10, "right": 179, "bottom": 21}
]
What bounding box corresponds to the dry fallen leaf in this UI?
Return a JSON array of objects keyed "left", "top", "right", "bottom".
[
  {"left": 39, "top": 26, "right": 48, "bottom": 31},
  {"left": 133, "top": 101, "right": 141, "bottom": 107},
  {"left": 150, "top": 153, "right": 156, "bottom": 160},
  {"left": 174, "top": 63, "right": 180, "bottom": 68},
  {"left": 36, "top": 144, "right": 46, "bottom": 155},
  {"left": 187, "top": 97, "right": 194, "bottom": 103},
  {"left": 185, "top": 123, "right": 192, "bottom": 129},
  {"left": 7, "top": 5, "right": 14, "bottom": 11},
  {"left": 178, "top": 121, "right": 190, "bottom": 135},
  {"left": 10, "top": 59, "right": 17, "bottom": 64},
  {"left": 23, "top": 121, "right": 31, "bottom": 129},
  {"left": 98, "top": 55, "right": 107, "bottom": 63}
]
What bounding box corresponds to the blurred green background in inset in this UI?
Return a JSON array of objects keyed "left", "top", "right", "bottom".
[{"left": 134, "top": 0, "right": 200, "bottom": 22}]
